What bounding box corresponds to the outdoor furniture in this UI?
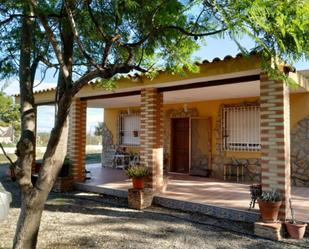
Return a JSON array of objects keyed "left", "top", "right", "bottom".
[
  {"left": 223, "top": 163, "right": 244, "bottom": 182},
  {"left": 249, "top": 184, "right": 262, "bottom": 210},
  {"left": 113, "top": 154, "right": 131, "bottom": 169}
]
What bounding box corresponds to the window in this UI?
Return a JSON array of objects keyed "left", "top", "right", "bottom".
[
  {"left": 222, "top": 106, "right": 260, "bottom": 151},
  {"left": 119, "top": 113, "right": 140, "bottom": 146}
]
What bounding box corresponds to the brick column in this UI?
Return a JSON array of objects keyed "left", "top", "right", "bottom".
[
  {"left": 140, "top": 88, "right": 164, "bottom": 191},
  {"left": 260, "top": 73, "right": 290, "bottom": 219},
  {"left": 68, "top": 98, "right": 87, "bottom": 182}
]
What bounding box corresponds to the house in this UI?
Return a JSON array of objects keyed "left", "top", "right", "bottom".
[
  {"left": 16, "top": 53, "right": 309, "bottom": 220},
  {"left": 0, "top": 126, "right": 14, "bottom": 144}
]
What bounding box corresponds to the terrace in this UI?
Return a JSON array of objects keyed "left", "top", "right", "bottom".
[{"left": 76, "top": 164, "right": 309, "bottom": 223}]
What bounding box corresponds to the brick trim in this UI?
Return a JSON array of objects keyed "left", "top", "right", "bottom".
[
  {"left": 260, "top": 73, "right": 290, "bottom": 219},
  {"left": 68, "top": 98, "right": 87, "bottom": 182},
  {"left": 140, "top": 88, "right": 164, "bottom": 191}
]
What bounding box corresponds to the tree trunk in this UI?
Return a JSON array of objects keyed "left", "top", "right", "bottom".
[
  {"left": 13, "top": 191, "right": 45, "bottom": 249},
  {"left": 13, "top": 120, "right": 69, "bottom": 249},
  {"left": 13, "top": 2, "right": 74, "bottom": 248}
]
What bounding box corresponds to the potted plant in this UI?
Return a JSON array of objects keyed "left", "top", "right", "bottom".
[
  {"left": 285, "top": 198, "right": 307, "bottom": 239},
  {"left": 258, "top": 189, "right": 282, "bottom": 222},
  {"left": 58, "top": 156, "right": 70, "bottom": 177},
  {"left": 126, "top": 165, "right": 149, "bottom": 189}
]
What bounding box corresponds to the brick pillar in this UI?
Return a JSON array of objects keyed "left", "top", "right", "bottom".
[
  {"left": 140, "top": 88, "right": 164, "bottom": 191},
  {"left": 260, "top": 73, "right": 290, "bottom": 220},
  {"left": 68, "top": 98, "right": 87, "bottom": 182}
]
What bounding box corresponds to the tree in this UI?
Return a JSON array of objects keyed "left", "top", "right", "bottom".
[
  {"left": 94, "top": 122, "right": 103, "bottom": 136},
  {"left": 0, "top": 0, "right": 308, "bottom": 248},
  {"left": 0, "top": 92, "right": 20, "bottom": 140}
]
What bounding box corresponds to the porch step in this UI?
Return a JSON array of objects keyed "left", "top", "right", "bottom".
[
  {"left": 74, "top": 183, "right": 259, "bottom": 223},
  {"left": 74, "top": 182, "right": 128, "bottom": 198},
  {"left": 153, "top": 196, "right": 260, "bottom": 223}
]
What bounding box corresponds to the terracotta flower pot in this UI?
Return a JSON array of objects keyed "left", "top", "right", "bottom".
[
  {"left": 132, "top": 177, "right": 144, "bottom": 189},
  {"left": 258, "top": 200, "right": 282, "bottom": 222},
  {"left": 285, "top": 222, "right": 307, "bottom": 239}
]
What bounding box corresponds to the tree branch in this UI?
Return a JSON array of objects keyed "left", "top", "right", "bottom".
[
  {"left": 0, "top": 13, "right": 66, "bottom": 26},
  {"left": 123, "top": 25, "right": 227, "bottom": 49},
  {"left": 64, "top": 2, "right": 105, "bottom": 73},
  {"left": 28, "top": 0, "right": 71, "bottom": 86},
  {"left": 72, "top": 69, "right": 102, "bottom": 95},
  {"left": 86, "top": 0, "right": 107, "bottom": 40},
  {"left": 160, "top": 25, "right": 227, "bottom": 37},
  {"left": 0, "top": 142, "right": 15, "bottom": 168}
]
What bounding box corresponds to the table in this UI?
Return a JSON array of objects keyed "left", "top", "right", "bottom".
[{"left": 223, "top": 164, "right": 244, "bottom": 182}]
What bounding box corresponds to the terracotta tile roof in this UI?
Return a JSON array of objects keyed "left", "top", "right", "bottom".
[{"left": 13, "top": 52, "right": 258, "bottom": 97}]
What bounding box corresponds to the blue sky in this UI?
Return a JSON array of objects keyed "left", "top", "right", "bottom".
[{"left": 4, "top": 36, "right": 309, "bottom": 133}]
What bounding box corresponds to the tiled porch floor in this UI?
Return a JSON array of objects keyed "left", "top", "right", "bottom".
[{"left": 82, "top": 164, "right": 309, "bottom": 222}]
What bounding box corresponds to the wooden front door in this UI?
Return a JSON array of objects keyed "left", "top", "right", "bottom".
[{"left": 171, "top": 118, "right": 189, "bottom": 173}]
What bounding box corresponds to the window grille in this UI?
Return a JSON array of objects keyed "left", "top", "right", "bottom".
[
  {"left": 119, "top": 113, "right": 140, "bottom": 146},
  {"left": 222, "top": 106, "right": 260, "bottom": 151}
]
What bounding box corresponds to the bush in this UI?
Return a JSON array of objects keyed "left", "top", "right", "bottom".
[
  {"left": 258, "top": 189, "right": 282, "bottom": 202},
  {"left": 126, "top": 165, "right": 149, "bottom": 178}
]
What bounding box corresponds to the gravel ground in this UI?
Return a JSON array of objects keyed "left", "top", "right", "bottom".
[{"left": 0, "top": 165, "right": 308, "bottom": 249}]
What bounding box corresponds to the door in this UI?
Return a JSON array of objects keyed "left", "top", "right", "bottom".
[
  {"left": 190, "top": 117, "right": 212, "bottom": 176},
  {"left": 171, "top": 118, "right": 189, "bottom": 173}
]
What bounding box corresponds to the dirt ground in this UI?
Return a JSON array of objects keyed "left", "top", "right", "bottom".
[{"left": 0, "top": 165, "right": 308, "bottom": 249}]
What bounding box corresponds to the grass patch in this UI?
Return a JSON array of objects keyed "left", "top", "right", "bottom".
[{"left": 85, "top": 153, "right": 101, "bottom": 164}]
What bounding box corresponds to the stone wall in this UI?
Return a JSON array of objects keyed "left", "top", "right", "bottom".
[
  {"left": 101, "top": 122, "right": 115, "bottom": 167},
  {"left": 212, "top": 103, "right": 261, "bottom": 182},
  {"left": 291, "top": 116, "right": 309, "bottom": 187}
]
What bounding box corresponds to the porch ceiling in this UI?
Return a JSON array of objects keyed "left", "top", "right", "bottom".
[{"left": 87, "top": 81, "right": 260, "bottom": 108}]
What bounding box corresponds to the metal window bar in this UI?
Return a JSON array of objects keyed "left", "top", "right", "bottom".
[
  {"left": 222, "top": 106, "right": 260, "bottom": 152},
  {"left": 119, "top": 113, "right": 140, "bottom": 146}
]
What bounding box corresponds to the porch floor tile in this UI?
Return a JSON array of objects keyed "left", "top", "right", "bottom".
[{"left": 83, "top": 164, "right": 309, "bottom": 223}]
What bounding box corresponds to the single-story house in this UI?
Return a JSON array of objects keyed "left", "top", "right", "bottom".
[{"left": 16, "top": 53, "right": 309, "bottom": 220}]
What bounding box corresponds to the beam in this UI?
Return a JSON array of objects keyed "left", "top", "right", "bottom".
[
  {"left": 158, "top": 74, "right": 260, "bottom": 92},
  {"left": 80, "top": 90, "right": 141, "bottom": 101}
]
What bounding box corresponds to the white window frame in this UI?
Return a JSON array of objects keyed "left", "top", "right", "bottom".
[
  {"left": 118, "top": 112, "right": 140, "bottom": 146},
  {"left": 222, "top": 105, "right": 260, "bottom": 152}
]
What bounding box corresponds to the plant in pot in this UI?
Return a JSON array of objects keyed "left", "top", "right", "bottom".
[
  {"left": 58, "top": 156, "right": 70, "bottom": 177},
  {"left": 258, "top": 189, "right": 282, "bottom": 223},
  {"left": 126, "top": 165, "right": 149, "bottom": 189},
  {"left": 285, "top": 198, "right": 307, "bottom": 239}
]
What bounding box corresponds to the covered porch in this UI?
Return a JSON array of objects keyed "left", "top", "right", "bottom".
[
  {"left": 65, "top": 55, "right": 309, "bottom": 222},
  {"left": 76, "top": 164, "right": 309, "bottom": 223}
]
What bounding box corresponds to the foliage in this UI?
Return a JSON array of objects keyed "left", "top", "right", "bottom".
[
  {"left": 126, "top": 165, "right": 149, "bottom": 178},
  {"left": 36, "top": 132, "right": 50, "bottom": 146},
  {"left": 207, "top": 0, "right": 309, "bottom": 81},
  {"left": 258, "top": 190, "right": 282, "bottom": 202},
  {"left": 94, "top": 122, "right": 103, "bottom": 136},
  {"left": 0, "top": 92, "right": 20, "bottom": 139},
  {"left": 63, "top": 156, "right": 70, "bottom": 166},
  {"left": 1, "top": 1, "right": 308, "bottom": 85},
  {"left": 86, "top": 133, "right": 101, "bottom": 145}
]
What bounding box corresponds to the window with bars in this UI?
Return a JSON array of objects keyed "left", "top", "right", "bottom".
[
  {"left": 119, "top": 113, "right": 140, "bottom": 146},
  {"left": 222, "top": 106, "right": 260, "bottom": 152}
]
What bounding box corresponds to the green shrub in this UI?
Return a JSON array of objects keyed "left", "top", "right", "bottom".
[
  {"left": 126, "top": 165, "right": 149, "bottom": 178},
  {"left": 258, "top": 189, "right": 282, "bottom": 202}
]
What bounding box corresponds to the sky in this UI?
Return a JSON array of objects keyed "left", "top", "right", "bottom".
[{"left": 3, "top": 36, "right": 309, "bottom": 133}]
